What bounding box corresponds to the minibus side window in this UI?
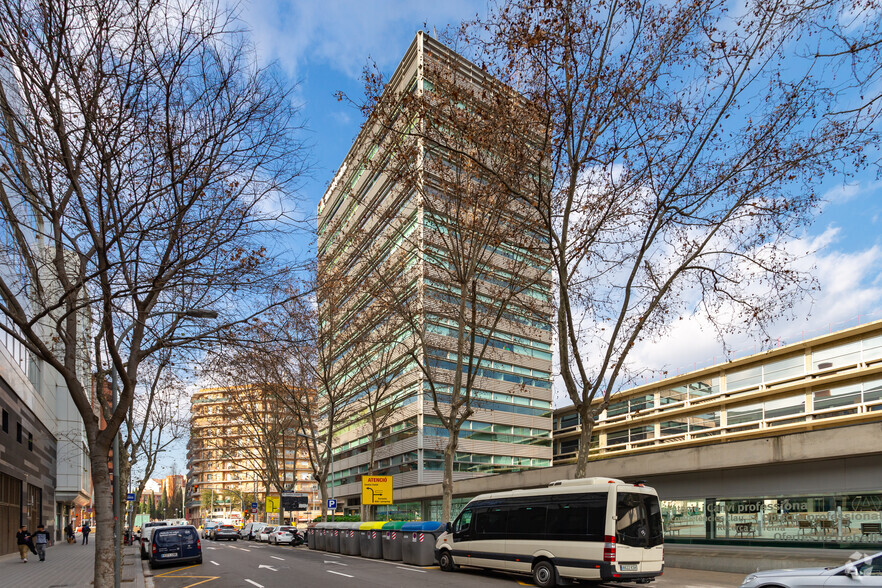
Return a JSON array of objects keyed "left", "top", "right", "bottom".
[
  {"left": 506, "top": 505, "right": 546, "bottom": 537},
  {"left": 475, "top": 507, "right": 508, "bottom": 540}
]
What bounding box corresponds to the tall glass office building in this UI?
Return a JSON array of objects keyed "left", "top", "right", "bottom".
[{"left": 317, "top": 32, "right": 553, "bottom": 511}]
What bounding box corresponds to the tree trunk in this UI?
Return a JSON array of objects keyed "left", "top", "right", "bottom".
[
  {"left": 574, "top": 407, "right": 596, "bottom": 478},
  {"left": 441, "top": 432, "right": 459, "bottom": 523},
  {"left": 90, "top": 447, "right": 114, "bottom": 588},
  {"left": 319, "top": 478, "right": 329, "bottom": 522}
]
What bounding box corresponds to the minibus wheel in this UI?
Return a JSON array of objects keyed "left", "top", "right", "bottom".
[
  {"left": 438, "top": 550, "right": 456, "bottom": 572},
  {"left": 532, "top": 560, "right": 557, "bottom": 588}
]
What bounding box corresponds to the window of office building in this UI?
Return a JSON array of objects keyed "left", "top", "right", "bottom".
[
  {"left": 813, "top": 334, "right": 882, "bottom": 371},
  {"left": 727, "top": 355, "right": 803, "bottom": 392}
]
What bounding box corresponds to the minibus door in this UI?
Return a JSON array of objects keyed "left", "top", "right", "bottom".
[{"left": 615, "top": 490, "right": 664, "bottom": 572}]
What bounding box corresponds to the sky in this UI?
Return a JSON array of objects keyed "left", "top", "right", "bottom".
[
  {"left": 236, "top": 0, "right": 882, "bottom": 394},
  {"left": 150, "top": 0, "right": 882, "bottom": 477}
]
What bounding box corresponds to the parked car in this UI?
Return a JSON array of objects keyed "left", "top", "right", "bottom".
[
  {"left": 201, "top": 522, "right": 218, "bottom": 539},
  {"left": 148, "top": 525, "right": 202, "bottom": 569},
  {"left": 212, "top": 525, "right": 238, "bottom": 541},
  {"left": 240, "top": 521, "right": 267, "bottom": 540},
  {"left": 140, "top": 521, "right": 169, "bottom": 560},
  {"left": 740, "top": 551, "right": 882, "bottom": 587},
  {"left": 268, "top": 526, "right": 296, "bottom": 545},
  {"left": 257, "top": 526, "right": 276, "bottom": 542}
]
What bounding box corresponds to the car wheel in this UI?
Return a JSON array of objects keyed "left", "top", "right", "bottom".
[
  {"left": 532, "top": 560, "right": 557, "bottom": 588},
  {"left": 439, "top": 549, "right": 456, "bottom": 572}
]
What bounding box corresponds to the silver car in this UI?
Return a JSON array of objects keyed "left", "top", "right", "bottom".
[{"left": 740, "top": 552, "right": 882, "bottom": 587}]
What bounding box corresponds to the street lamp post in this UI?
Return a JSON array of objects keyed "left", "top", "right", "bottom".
[{"left": 111, "top": 308, "right": 217, "bottom": 588}]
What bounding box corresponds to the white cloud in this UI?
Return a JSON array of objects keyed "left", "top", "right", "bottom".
[{"left": 623, "top": 227, "right": 882, "bottom": 389}]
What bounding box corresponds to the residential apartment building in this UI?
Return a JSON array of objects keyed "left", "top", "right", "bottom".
[
  {"left": 551, "top": 318, "right": 882, "bottom": 548},
  {"left": 186, "top": 386, "right": 319, "bottom": 525},
  {"left": 317, "top": 32, "right": 553, "bottom": 516}
]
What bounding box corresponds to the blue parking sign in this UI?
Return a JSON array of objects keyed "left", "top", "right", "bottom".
[
  {"left": 251, "top": 502, "right": 258, "bottom": 510},
  {"left": 126, "top": 493, "right": 135, "bottom": 501},
  {"left": 327, "top": 498, "right": 337, "bottom": 510}
]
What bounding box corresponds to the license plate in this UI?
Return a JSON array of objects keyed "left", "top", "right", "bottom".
[
  {"left": 620, "top": 564, "right": 639, "bottom": 572},
  {"left": 160, "top": 553, "right": 178, "bottom": 558}
]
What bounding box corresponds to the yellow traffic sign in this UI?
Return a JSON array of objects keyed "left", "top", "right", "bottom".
[
  {"left": 362, "top": 475, "right": 393, "bottom": 505},
  {"left": 266, "top": 495, "right": 280, "bottom": 512}
]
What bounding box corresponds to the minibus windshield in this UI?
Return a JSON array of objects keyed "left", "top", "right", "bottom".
[{"left": 616, "top": 492, "right": 664, "bottom": 548}]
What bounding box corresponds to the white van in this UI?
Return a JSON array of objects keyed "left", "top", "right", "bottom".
[{"left": 434, "top": 477, "right": 664, "bottom": 587}]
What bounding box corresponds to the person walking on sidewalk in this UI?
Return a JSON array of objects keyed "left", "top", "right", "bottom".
[
  {"left": 81, "top": 522, "right": 90, "bottom": 545},
  {"left": 64, "top": 522, "right": 74, "bottom": 544},
  {"left": 15, "top": 525, "right": 30, "bottom": 563},
  {"left": 32, "top": 524, "right": 51, "bottom": 561}
]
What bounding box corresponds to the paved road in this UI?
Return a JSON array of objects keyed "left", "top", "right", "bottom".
[{"left": 144, "top": 538, "right": 747, "bottom": 588}]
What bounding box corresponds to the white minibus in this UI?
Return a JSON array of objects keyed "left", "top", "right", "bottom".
[{"left": 435, "top": 477, "right": 664, "bottom": 587}]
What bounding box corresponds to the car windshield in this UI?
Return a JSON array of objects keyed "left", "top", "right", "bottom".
[
  {"left": 219, "top": 526, "right": 234, "bottom": 530},
  {"left": 264, "top": 527, "right": 275, "bottom": 533},
  {"left": 278, "top": 527, "right": 294, "bottom": 532}
]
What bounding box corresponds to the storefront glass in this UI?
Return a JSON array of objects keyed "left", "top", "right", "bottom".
[{"left": 662, "top": 493, "right": 882, "bottom": 547}]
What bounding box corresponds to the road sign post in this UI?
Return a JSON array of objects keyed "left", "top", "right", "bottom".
[{"left": 126, "top": 493, "right": 135, "bottom": 502}]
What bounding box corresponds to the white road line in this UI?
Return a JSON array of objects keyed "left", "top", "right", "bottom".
[
  {"left": 327, "top": 570, "right": 354, "bottom": 578},
  {"left": 244, "top": 580, "right": 264, "bottom": 588},
  {"left": 238, "top": 547, "right": 252, "bottom": 551},
  {"left": 323, "top": 553, "right": 340, "bottom": 558},
  {"left": 270, "top": 556, "right": 284, "bottom": 561},
  {"left": 210, "top": 561, "right": 219, "bottom": 566},
  {"left": 324, "top": 560, "right": 348, "bottom": 566},
  {"left": 396, "top": 566, "right": 427, "bottom": 573}
]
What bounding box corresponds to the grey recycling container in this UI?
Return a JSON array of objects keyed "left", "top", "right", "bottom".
[
  {"left": 339, "top": 522, "right": 362, "bottom": 556},
  {"left": 325, "top": 523, "right": 341, "bottom": 553},
  {"left": 307, "top": 523, "right": 318, "bottom": 550},
  {"left": 358, "top": 522, "right": 385, "bottom": 559},
  {"left": 315, "top": 523, "right": 327, "bottom": 551},
  {"left": 381, "top": 521, "right": 406, "bottom": 561},
  {"left": 400, "top": 522, "right": 445, "bottom": 566}
]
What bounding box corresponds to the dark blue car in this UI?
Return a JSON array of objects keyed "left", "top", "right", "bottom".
[{"left": 148, "top": 525, "right": 202, "bottom": 569}]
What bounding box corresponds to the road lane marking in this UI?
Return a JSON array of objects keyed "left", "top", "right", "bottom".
[
  {"left": 237, "top": 547, "right": 251, "bottom": 551},
  {"left": 327, "top": 570, "right": 354, "bottom": 578},
  {"left": 270, "top": 556, "right": 284, "bottom": 561},
  {"left": 396, "top": 566, "right": 426, "bottom": 573},
  {"left": 245, "top": 580, "right": 264, "bottom": 588},
  {"left": 258, "top": 564, "right": 278, "bottom": 571},
  {"left": 210, "top": 561, "right": 219, "bottom": 566},
  {"left": 155, "top": 565, "right": 201, "bottom": 577},
  {"left": 324, "top": 560, "right": 348, "bottom": 565}
]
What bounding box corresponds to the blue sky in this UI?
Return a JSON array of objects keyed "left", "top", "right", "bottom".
[{"left": 238, "top": 0, "right": 882, "bottom": 390}]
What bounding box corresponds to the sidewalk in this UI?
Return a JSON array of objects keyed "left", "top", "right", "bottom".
[{"left": 0, "top": 534, "right": 147, "bottom": 587}]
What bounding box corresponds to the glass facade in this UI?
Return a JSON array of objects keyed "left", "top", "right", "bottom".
[{"left": 662, "top": 493, "right": 882, "bottom": 547}]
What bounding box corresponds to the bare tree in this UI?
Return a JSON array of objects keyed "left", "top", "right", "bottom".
[
  {"left": 0, "top": 1, "right": 306, "bottom": 583},
  {"left": 458, "top": 0, "right": 875, "bottom": 476},
  {"left": 122, "top": 352, "right": 189, "bottom": 533}
]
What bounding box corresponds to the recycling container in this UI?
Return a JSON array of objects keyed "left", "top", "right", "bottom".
[
  {"left": 401, "top": 522, "right": 445, "bottom": 566},
  {"left": 340, "top": 522, "right": 362, "bottom": 556},
  {"left": 325, "top": 522, "right": 341, "bottom": 553},
  {"left": 307, "top": 522, "right": 318, "bottom": 550},
  {"left": 358, "top": 522, "right": 386, "bottom": 559},
  {"left": 313, "top": 523, "right": 328, "bottom": 551},
  {"left": 381, "top": 521, "right": 407, "bottom": 561}
]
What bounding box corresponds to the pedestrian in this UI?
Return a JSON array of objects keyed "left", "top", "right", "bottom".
[
  {"left": 82, "top": 521, "right": 90, "bottom": 545},
  {"left": 32, "top": 524, "right": 51, "bottom": 561},
  {"left": 64, "top": 522, "right": 74, "bottom": 544},
  {"left": 15, "top": 525, "right": 30, "bottom": 563}
]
